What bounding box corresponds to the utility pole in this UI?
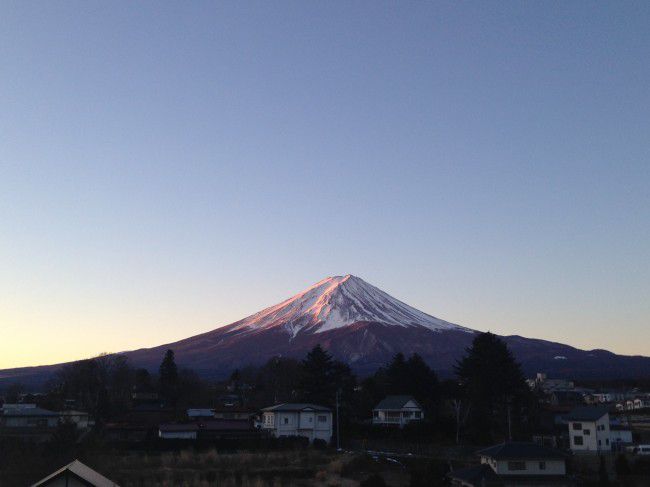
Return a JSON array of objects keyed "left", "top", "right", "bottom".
[
  {"left": 507, "top": 398, "right": 512, "bottom": 441},
  {"left": 336, "top": 389, "right": 341, "bottom": 450}
]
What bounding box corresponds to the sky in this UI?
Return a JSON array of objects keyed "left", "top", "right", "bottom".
[{"left": 1, "top": 1, "right": 649, "bottom": 369}]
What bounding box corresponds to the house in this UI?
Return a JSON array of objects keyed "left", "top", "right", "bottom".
[
  {"left": 158, "top": 419, "right": 258, "bottom": 441},
  {"left": 197, "top": 419, "right": 258, "bottom": 440},
  {"left": 0, "top": 404, "right": 59, "bottom": 428},
  {"left": 31, "top": 459, "right": 118, "bottom": 487},
  {"left": 566, "top": 407, "right": 611, "bottom": 453},
  {"left": 610, "top": 425, "right": 633, "bottom": 450},
  {"left": 633, "top": 397, "right": 650, "bottom": 410},
  {"left": 187, "top": 408, "right": 215, "bottom": 419},
  {"left": 448, "top": 442, "right": 573, "bottom": 486},
  {"left": 372, "top": 395, "right": 423, "bottom": 427},
  {"left": 260, "top": 403, "right": 332, "bottom": 443},
  {"left": 59, "top": 410, "right": 93, "bottom": 429},
  {"left": 159, "top": 423, "right": 199, "bottom": 440},
  {"left": 549, "top": 390, "right": 585, "bottom": 407},
  {"left": 213, "top": 406, "right": 257, "bottom": 420},
  {"left": 105, "top": 406, "right": 176, "bottom": 442},
  {"left": 532, "top": 373, "right": 575, "bottom": 393}
]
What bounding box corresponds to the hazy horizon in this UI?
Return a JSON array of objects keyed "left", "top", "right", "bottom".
[{"left": 2, "top": 2, "right": 649, "bottom": 369}]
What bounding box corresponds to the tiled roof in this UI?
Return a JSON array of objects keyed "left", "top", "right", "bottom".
[
  {"left": 565, "top": 406, "right": 609, "bottom": 422},
  {"left": 261, "top": 403, "right": 331, "bottom": 412},
  {"left": 448, "top": 464, "right": 501, "bottom": 485},
  {"left": 477, "top": 442, "right": 566, "bottom": 460},
  {"left": 1, "top": 407, "right": 58, "bottom": 417},
  {"left": 31, "top": 459, "right": 118, "bottom": 487},
  {"left": 373, "top": 395, "right": 421, "bottom": 410}
]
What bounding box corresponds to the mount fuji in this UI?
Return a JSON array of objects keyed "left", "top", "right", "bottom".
[{"left": 3, "top": 274, "right": 650, "bottom": 385}]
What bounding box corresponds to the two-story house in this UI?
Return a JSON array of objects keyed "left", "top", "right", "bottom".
[
  {"left": 372, "top": 395, "right": 423, "bottom": 427},
  {"left": 260, "top": 403, "right": 332, "bottom": 443},
  {"left": 566, "top": 407, "right": 611, "bottom": 453},
  {"left": 449, "top": 442, "right": 573, "bottom": 486}
]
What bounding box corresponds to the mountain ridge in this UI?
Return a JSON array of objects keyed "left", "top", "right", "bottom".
[{"left": 2, "top": 274, "right": 649, "bottom": 386}]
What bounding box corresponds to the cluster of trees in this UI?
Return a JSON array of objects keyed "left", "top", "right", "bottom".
[
  {"left": 3, "top": 332, "right": 533, "bottom": 444},
  {"left": 29, "top": 350, "right": 213, "bottom": 425}
]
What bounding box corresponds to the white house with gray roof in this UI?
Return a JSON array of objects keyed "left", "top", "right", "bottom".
[
  {"left": 566, "top": 407, "right": 611, "bottom": 453},
  {"left": 260, "top": 403, "right": 332, "bottom": 443},
  {"left": 372, "top": 395, "right": 423, "bottom": 427}
]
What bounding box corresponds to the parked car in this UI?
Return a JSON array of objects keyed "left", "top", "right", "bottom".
[{"left": 633, "top": 445, "right": 650, "bottom": 455}]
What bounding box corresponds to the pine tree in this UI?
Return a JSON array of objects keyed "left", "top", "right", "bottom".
[
  {"left": 159, "top": 349, "right": 179, "bottom": 407},
  {"left": 455, "top": 332, "right": 530, "bottom": 442}
]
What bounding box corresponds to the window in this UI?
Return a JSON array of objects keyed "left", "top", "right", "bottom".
[
  {"left": 583, "top": 429, "right": 591, "bottom": 435},
  {"left": 606, "top": 439, "right": 610, "bottom": 445},
  {"left": 539, "top": 462, "right": 546, "bottom": 470},
  {"left": 309, "top": 417, "right": 313, "bottom": 423},
  {"left": 318, "top": 415, "right": 327, "bottom": 423},
  {"left": 283, "top": 417, "right": 289, "bottom": 424},
  {"left": 415, "top": 411, "right": 421, "bottom": 419},
  {"left": 572, "top": 422, "right": 582, "bottom": 430},
  {"left": 598, "top": 440, "right": 601, "bottom": 446},
  {"left": 574, "top": 436, "right": 584, "bottom": 445},
  {"left": 507, "top": 461, "right": 526, "bottom": 471}
]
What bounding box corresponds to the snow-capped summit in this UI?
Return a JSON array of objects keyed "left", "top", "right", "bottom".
[{"left": 231, "top": 274, "right": 469, "bottom": 337}]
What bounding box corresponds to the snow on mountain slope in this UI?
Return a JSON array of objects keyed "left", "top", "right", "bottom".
[{"left": 230, "top": 274, "right": 471, "bottom": 336}]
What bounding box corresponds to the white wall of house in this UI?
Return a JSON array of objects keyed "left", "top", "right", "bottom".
[
  {"left": 480, "top": 455, "right": 566, "bottom": 475},
  {"left": 492, "top": 459, "right": 565, "bottom": 476},
  {"left": 373, "top": 400, "right": 423, "bottom": 427},
  {"left": 569, "top": 414, "right": 611, "bottom": 453},
  {"left": 261, "top": 410, "right": 332, "bottom": 443}
]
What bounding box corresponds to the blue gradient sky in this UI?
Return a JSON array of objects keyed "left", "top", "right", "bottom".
[{"left": 1, "top": 1, "right": 649, "bottom": 368}]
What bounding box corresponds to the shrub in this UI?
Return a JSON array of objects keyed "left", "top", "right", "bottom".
[
  {"left": 360, "top": 473, "right": 387, "bottom": 487},
  {"left": 614, "top": 454, "right": 631, "bottom": 477},
  {"left": 313, "top": 438, "right": 328, "bottom": 450}
]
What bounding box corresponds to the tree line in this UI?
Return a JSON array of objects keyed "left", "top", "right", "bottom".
[{"left": 3, "top": 332, "right": 536, "bottom": 444}]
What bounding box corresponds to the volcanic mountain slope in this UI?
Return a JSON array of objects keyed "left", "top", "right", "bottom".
[{"left": 3, "top": 274, "right": 650, "bottom": 386}]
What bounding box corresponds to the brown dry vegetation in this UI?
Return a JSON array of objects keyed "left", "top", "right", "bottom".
[{"left": 77, "top": 450, "right": 409, "bottom": 487}]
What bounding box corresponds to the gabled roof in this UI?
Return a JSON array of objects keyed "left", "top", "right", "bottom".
[
  {"left": 477, "top": 442, "right": 566, "bottom": 460},
  {"left": 448, "top": 464, "right": 502, "bottom": 485},
  {"left": 1, "top": 406, "right": 58, "bottom": 417},
  {"left": 565, "top": 406, "right": 609, "bottom": 422},
  {"left": 261, "top": 403, "right": 331, "bottom": 412},
  {"left": 373, "top": 395, "right": 421, "bottom": 410},
  {"left": 31, "top": 459, "right": 118, "bottom": 487}
]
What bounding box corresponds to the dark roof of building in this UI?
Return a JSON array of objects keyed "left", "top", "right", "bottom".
[
  {"left": 477, "top": 442, "right": 566, "bottom": 460},
  {"left": 1, "top": 407, "right": 58, "bottom": 417},
  {"left": 261, "top": 403, "right": 331, "bottom": 412},
  {"left": 565, "top": 406, "right": 609, "bottom": 422},
  {"left": 447, "top": 464, "right": 502, "bottom": 485},
  {"left": 213, "top": 406, "right": 257, "bottom": 413},
  {"left": 373, "top": 395, "right": 422, "bottom": 410}
]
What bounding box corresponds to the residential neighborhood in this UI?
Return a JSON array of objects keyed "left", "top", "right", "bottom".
[{"left": 3, "top": 343, "right": 650, "bottom": 485}]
